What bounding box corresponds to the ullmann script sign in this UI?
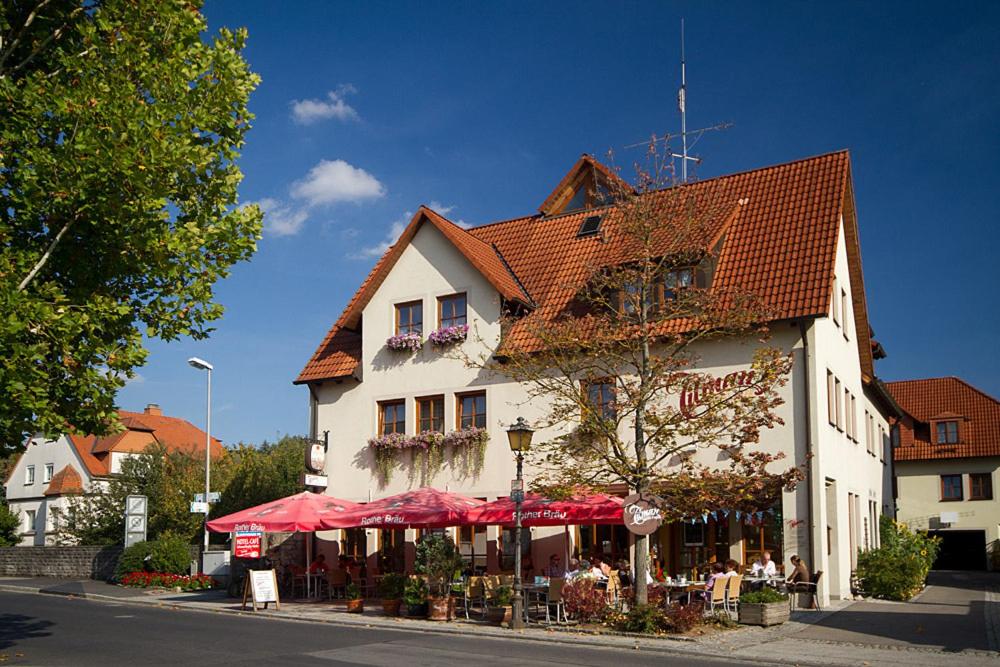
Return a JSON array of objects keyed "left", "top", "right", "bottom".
[
  {"left": 623, "top": 494, "right": 664, "bottom": 535},
  {"left": 242, "top": 569, "right": 280, "bottom": 612}
]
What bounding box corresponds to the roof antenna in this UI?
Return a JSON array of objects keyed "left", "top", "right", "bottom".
[
  {"left": 623, "top": 19, "right": 731, "bottom": 166},
  {"left": 672, "top": 19, "right": 703, "bottom": 183}
]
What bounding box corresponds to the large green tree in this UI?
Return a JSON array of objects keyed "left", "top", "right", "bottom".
[
  {"left": 209, "top": 435, "right": 307, "bottom": 521},
  {"left": 0, "top": 0, "right": 263, "bottom": 452}
]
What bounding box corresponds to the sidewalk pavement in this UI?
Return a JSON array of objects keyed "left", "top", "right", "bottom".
[{"left": 2, "top": 572, "right": 997, "bottom": 667}]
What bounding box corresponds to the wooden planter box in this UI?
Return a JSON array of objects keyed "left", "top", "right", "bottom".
[{"left": 739, "top": 601, "right": 789, "bottom": 626}]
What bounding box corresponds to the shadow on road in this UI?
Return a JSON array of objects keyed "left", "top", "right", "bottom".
[{"left": 0, "top": 614, "right": 54, "bottom": 650}]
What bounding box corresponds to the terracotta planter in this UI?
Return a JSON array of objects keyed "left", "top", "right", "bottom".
[
  {"left": 346, "top": 598, "right": 364, "bottom": 614},
  {"left": 739, "top": 601, "right": 789, "bottom": 626},
  {"left": 488, "top": 605, "right": 512, "bottom": 626},
  {"left": 382, "top": 599, "right": 402, "bottom": 616},
  {"left": 427, "top": 596, "right": 454, "bottom": 621}
]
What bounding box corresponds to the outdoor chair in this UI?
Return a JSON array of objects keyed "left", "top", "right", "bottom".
[
  {"left": 705, "top": 578, "right": 727, "bottom": 614},
  {"left": 327, "top": 569, "right": 348, "bottom": 599},
  {"left": 463, "top": 576, "right": 487, "bottom": 620},
  {"left": 724, "top": 575, "right": 743, "bottom": 615},
  {"left": 605, "top": 570, "right": 622, "bottom": 609},
  {"left": 543, "top": 577, "right": 567, "bottom": 624},
  {"left": 788, "top": 571, "right": 822, "bottom": 611},
  {"left": 288, "top": 565, "right": 307, "bottom": 599}
]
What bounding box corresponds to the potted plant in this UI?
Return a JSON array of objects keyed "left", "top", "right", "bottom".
[
  {"left": 738, "top": 587, "right": 789, "bottom": 626},
  {"left": 403, "top": 577, "right": 428, "bottom": 617},
  {"left": 414, "top": 533, "right": 463, "bottom": 621},
  {"left": 488, "top": 585, "right": 513, "bottom": 626},
  {"left": 379, "top": 573, "right": 406, "bottom": 616},
  {"left": 385, "top": 332, "right": 422, "bottom": 352},
  {"left": 345, "top": 583, "right": 364, "bottom": 613}
]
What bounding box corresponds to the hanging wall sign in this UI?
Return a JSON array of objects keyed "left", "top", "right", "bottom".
[
  {"left": 623, "top": 494, "right": 663, "bottom": 535},
  {"left": 305, "top": 441, "right": 326, "bottom": 473}
]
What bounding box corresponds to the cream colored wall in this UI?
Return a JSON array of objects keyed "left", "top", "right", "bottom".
[
  {"left": 4, "top": 434, "right": 95, "bottom": 546},
  {"left": 896, "top": 457, "right": 1000, "bottom": 546},
  {"left": 311, "top": 216, "right": 892, "bottom": 593},
  {"left": 805, "top": 219, "right": 891, "bottom": 602}
]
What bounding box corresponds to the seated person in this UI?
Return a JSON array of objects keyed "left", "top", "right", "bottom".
[
  {"left": 751, "top": 551, "right": 777, "bottom": 577},
  {"left": 565, "top": 558, "right": 582, "bottom": 580},
  {"left": 786, "top": 554, "right": 810, "bottom": 585},
  {"left": 589, "top": 556, "right": 609, "bottom": 580},
  {"left": 543, "top": 554, "right": 563, "bottom": 578},
  {"left": 703, "top": 562, "right": 727, "bottom": 594},
  {"left": 724, "top": 559, "right": 740, "bottom": 576},
  {"left": 616, "top": 560, "right": 633, "bottom": 589},
  {"left": 308, "top": 553, "right": 329, "bottom": 575}
]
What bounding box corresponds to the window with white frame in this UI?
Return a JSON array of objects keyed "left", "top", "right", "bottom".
[
  {"left": 827, "top": 371, "right": 836, "bottom": 426},
  {"left": 24, "top": 509, "right": 36, "bottom": 533},
  {"left": 25, "top": 465, "right": 35, "bottom": 485},
  {"left": 835, "top": 378, "right": 844, "bottom": 431},
  {"left": 841, "top": 288, "right": 849, "bottom": 338},
  {"left": 43, "top": 463, "right": 53, "bottom": 483},
  {"left": 832, "top": 279, "right": 840, "bottom": 326}
]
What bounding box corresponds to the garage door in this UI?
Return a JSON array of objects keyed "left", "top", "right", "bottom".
[{"left": 929, "top": 530, "right": 987, "bottom": 570}]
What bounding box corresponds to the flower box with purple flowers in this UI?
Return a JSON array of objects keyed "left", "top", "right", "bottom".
[
  {"left": 386, "top": 331, "right": 422, "bottom": 352},
  {"left": 428, "top": 324, "right": 469, "bottom": 347}
]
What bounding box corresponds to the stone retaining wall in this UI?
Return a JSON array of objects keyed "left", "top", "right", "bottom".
[{"left": 0, "top": 544, "right": 203, "bottom": 580}]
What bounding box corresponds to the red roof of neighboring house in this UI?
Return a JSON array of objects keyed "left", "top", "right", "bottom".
[
  {"left": 886, "top": 377, "right": 1000, "bottom": 461},
  {"left": 44, "top": 465, "right": 84, "bottom": 496},
  {"left": 297, "top": 151, "right": 875, "bottom": 386}
]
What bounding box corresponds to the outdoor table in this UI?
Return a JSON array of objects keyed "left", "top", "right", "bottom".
[
  {"left": 660, "top": 581, "right": 706, "bottom": 605},
  {"left": 743, "top": 575, "right": 785, "bottom": 592},
  {"left": 306, "top": 572, "right": 327, "bottom": 599},
  {"left": 521, "top": 582, "right": 550, "bottom": 622}
]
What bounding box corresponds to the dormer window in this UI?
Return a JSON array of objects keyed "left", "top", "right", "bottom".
[
  {"left": 935, "top": 420, "right": 959, "bottom": 444},
  {"left": 395, "top": 301, "right": 422, "bottom": 335},
  {"left": 663, "top": 268, "right": 694, "bottom": 301}
]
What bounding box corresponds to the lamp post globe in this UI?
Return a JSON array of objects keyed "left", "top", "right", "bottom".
[{"left": 505, "top": 417, "right": 534, "bottom": 630}]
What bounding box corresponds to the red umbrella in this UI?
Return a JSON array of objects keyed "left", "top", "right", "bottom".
[
  {"left": 206, "top": 491, "right": 362, "bottom": 533},
  {"left": 464, "top": 492, "right": 624, "bottom": 526},
  {"left": 318, "top": 487, "right": 485, "bottom": 530}
]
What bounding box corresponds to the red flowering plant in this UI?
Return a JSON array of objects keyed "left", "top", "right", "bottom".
[
  {"left": 562, "top": 576, "right": 612, "bottom": 622},
  {"left": 121, "top": 571, "right": 216, "bottom": 591}
]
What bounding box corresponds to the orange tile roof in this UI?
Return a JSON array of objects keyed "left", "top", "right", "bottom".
[
  {"left": 887, "top": 377, "right": 1000, "bottom": 461},
  {"left": 297, "top": 151, "right": 875, "bottom": 384},
  {"left": 44, "top": 465, "right": 84, "bottom": 496},
  {"left": 67, "top": 433, "right": 109, "bottom": 477}
]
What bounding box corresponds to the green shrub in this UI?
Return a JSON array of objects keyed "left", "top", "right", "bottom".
[
  {"left": 491, "top": 585, "right": 512, "bottom": 606},
  {"left": 116, "top": 541, "right": 154, "bottom": 579},
  {"left": 379, "top": 573, "right": 407, "bottom": 599},
  {"left": 855, "top": 516, "right": 940, "bottom": 601},
  {"left": 403, "top": 577, "right": 428, "bottom": 605},
  {"left": 414, "top": 533, "right": 463, "bottom": 597},
  {"left": 615, "top": 604, "right": 666, "bottom": 634},
  {"left": 345, "top": 583, "right": 362, "bottom": 600},
  {"left": 147, "top": 534, "right": 192, "bottom": 574},
  {"left": 115, "top": 535, "right": 192, "bottom": 580},
  {"left": 740, "top": 587, "right": 788, "bottom": 604}
]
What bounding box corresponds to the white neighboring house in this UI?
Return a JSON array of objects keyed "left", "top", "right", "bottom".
[
  {"left": 295, "top": 151, "right": 900, "bottom": 605},
  {"left": 3, "top": 403, "right": 221, "bottom": 546}
]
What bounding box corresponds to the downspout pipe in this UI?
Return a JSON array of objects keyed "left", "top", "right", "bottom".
[{"left": 798, "top": 320, "right": 817, "bottom": 575}]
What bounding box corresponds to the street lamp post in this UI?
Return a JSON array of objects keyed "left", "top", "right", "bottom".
[
  {"left": 187, "top": 357, "right": 213, "bottom": 553},
  {"left": 506, "top": 416, "right": 534, "bottom": 630}
]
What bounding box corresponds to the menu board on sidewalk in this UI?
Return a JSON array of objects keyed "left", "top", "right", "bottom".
[{"left": 242, "top": 569, "right": 280, "bottom": 612}]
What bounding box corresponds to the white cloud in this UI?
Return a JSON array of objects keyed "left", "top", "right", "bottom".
[
  {"left": 290, "top": 159, "right": 386, "bottom": 207},
  {"left": 124, "top": 372, "right": 144, "bottom": 386},
  {"left": 253, "top": 197, "right": 309, "bottom": 237},
  {"left": 290, "top": 84, "right": 359, "bottom": 124},
  {"left": 427, "top": 201, "right": 469, "bottom": 228},
  {"left": 351, "top": 212, "right": 411, "bottom": 260},
  {"left": 349, "top": 202, "right": 468, "bottom": 259}
]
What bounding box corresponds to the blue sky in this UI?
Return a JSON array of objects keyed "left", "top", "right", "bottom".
[{"left": 117, "top": 1, "right": 1000, "bottom": 445}]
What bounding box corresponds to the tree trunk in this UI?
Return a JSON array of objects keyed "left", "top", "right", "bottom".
[{"left": 634, "top": 531, "right": 648, "bottom": 605}]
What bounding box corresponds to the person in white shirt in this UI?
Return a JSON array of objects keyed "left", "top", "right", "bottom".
[
  {"left": 751, "top": 551, "right": 777, "bottom": 577},
  {"left": 565, "top": 558, "right": 582, "bottom": 580}
]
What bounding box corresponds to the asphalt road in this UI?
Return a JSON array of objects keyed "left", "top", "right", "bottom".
[{"left": 0, "top": 590, "right": 751, "bottom": 667}]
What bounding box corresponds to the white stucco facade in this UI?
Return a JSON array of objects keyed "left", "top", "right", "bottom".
[
  {"left": 308, "top": 216, "right": 894, "bottom": 604},
  {"left": 4, "top": 434, "right": 98, "bottom": 546}
]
